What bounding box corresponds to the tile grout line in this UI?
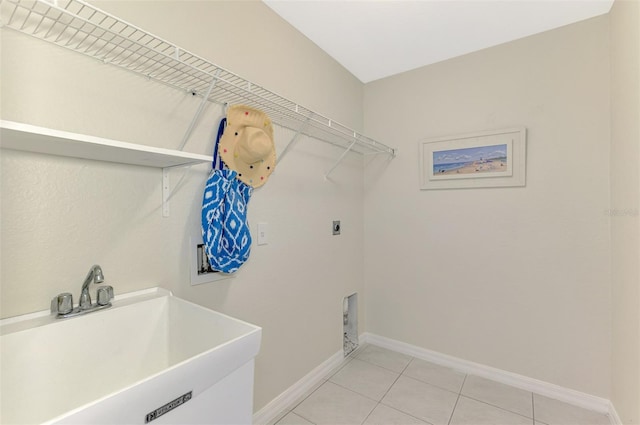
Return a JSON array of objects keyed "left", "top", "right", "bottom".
[
  {"left": 458, "top": 393, "right": 537, "bottom": 421},
  {"left": 272, "top": 410, "right": 314, "bottom": 425},
  {"left": 307, "top": 344, "right": 413, "bottom": 422},
  {"left": 356, "top": 347, "right": 415, "bottom": 375},
  {"left": 397, "top": 373, "right": 463, "bottom": 398},
  {"left": 447, "top": 374, "right": 467, "bottom": 425},
  {"left": 532, "top": 393, "right": 535, "bottom": 424},
  {"left": 286, "top": 376, "right": 331, "bottom": 416},
  {"left": 378, "top": 354, "right": 414, "bottom": 400},
  {"left": 377, "top": 402, "right": 439, "bottom": 425},
  {"left": 348, "top": 356, "right": 407, "bottom": 376},
  {"left": 283, "top": 348, "right": 363, "bottom": 418},
  {"left": 400, "top": 356, "right": 469, "bottom": 395},
  {"left": 327, "top": 379, "right": 385, "bottom": 403},
  {"left": 286, "top": 402, "right": 319, "bottom": 425},
  {"left": 289, "top": 409, "right": 317, "bottom": 425},
  {"left": 456, "top": 371, "right": 536, "bottom": 420},
  {"left": 399, "top": 355, "right": 415, "bottom": 375},
  {"left": 359, "top": 402, "right": 379, "bottom": 425},
  {"left": 283, "top": 411, "right": 318, "bottom": 425},
  {"left": 332, "top": 348, "right": 416, "bottom": 404},
  {"left": 403, "top": 374, "right": 467, "bottom": 395},
  {"left": 360, "top": 355, "right": 419, "bottom": 425}
]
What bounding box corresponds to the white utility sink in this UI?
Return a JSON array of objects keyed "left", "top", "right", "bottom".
[{"left": 0, "top": 288, "right": 261, "bottom": 424}]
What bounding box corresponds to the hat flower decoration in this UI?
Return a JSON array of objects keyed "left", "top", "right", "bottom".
[{"left": 219, "top": 105, "right": 276, "bottom": 188}]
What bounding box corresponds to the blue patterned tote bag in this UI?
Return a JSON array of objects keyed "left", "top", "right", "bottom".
[{"left": 201, "top": 118, "right": 253, "bottom": 273}]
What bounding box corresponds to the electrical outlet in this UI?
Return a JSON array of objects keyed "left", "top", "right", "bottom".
[{"left": 333, "top": 220, "right": 341, "bottom": 235}]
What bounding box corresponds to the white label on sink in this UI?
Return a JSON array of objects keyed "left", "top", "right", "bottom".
[{"left": 145, "top": 391, "right": 192, "bottom": 423}]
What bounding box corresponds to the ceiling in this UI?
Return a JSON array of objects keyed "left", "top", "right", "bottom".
[{"left": 263, "top": 0, "right": 614, "bottom": 83}]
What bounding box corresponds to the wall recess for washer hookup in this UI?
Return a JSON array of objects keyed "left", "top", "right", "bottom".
[
  {"left": 189, "top": 236, "right": 232, "bottom": 285},
  {"left": 343, "top": 293, "right": 358, "bottom": 356},
  {"left": 333, "top": 220, "right": 341, "bottom": 235}
]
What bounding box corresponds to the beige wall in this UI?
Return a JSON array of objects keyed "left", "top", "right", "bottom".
[
  {"left": 2, "top": 0, "right": 637, "bottom": 417},
  {"left": 0, "top": 1, "right": 365, "bottom": 411},
  {"left": 363, "top": 16, "right": 612, "bottom": 397},
  {"left": 610, "top": 0, "right": 640, "bottom": 423}
]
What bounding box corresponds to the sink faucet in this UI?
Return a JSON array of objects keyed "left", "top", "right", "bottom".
[
  {"left": 79, "top": 264, "right": 104, "bottom": 310},
  {"left": 51, "top": 265, "right": 114, "bottom": 319}
]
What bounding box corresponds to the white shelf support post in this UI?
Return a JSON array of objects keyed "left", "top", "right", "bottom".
[
  {"left": 162, "top": 168, "right": 171, "bottom": 217},
  {"left": 324, "top": 139, "right": 357, "bottom": 180},
  {"left": 162, "top": 165, "right": 196, "bottom": 217},
  {"left": 276, "top": 117, "right": 311, "bottom": 165},
  {"left": 178, "top": 69, "right": 221, "bottom": 151}
]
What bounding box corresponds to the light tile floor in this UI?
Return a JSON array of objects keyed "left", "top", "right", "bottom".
[{"left": 271, "top": 344, "right": 610, "bottom": 425}]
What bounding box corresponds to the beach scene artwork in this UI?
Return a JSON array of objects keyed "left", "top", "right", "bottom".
[
  {"left": 420, "top": 127, "right": 525, "bottom": 190},
  {"left": 432, "top": 143, "right": 509, "bottom": 177}
]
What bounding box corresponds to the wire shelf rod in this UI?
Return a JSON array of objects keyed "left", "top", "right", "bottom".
[
  {"left": 325, "top": 139, "right": 357, "bottom": 179},
  {"left": 1, "top": 0, "right": 396, "bottom": 157},
  {"left": 179, "top": 70, "right": 221, "bottom": 152},
  {"left": 277, "top": 117, "right": 311, "bottom": 165}
]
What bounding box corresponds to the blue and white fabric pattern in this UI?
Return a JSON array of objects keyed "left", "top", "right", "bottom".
[{"left": 201, "top": 117, "right": 253, "bottom": 273}]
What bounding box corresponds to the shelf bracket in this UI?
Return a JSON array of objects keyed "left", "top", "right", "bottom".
[
  {"left": 162, "top": 165, "right": 195, "bottom": 217},
  {"left": 324, "top": 138, "right": 357, "bottom": 180},
  {"left": 276, "top": 117, "right": 311, "bottom": 165},
  {"left": 162, "top": 168, "right": 171, "bottom": 217},
  {"left": 178, "top": 69, "right": 221, "bottom": 151}
]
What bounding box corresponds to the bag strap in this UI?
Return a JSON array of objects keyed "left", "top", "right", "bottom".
[{"left": 212, "top": 117, "right": 226, "bottom": 170}]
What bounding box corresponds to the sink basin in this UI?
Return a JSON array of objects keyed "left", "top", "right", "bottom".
[{"left": 0, "top": 288, "right": 261, "bottom": 424}]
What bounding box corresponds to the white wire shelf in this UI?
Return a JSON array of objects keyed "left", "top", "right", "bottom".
[{"left": 0, "top": 0, "right": 396, "bottom": 157}]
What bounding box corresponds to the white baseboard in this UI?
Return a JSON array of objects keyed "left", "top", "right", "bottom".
[
  {"left": 253, "top": 333, "right": 618, "bottom": 425},
  {"left": 252, "top": 349, "right": 346, "bottom": 425},
  {"left": 362, "top": 333, "right": 612, "bottom": 418},
  {"left": 608, "top": 402, "right": 622, "bottom": 425}
]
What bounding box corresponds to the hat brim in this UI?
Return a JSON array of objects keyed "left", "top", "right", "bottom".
[
  {"left": 219, "top": 105, "right": 276, "bottom": 188},
  {"left": 220, "top": 134, "right": 276, "bottom": 188}
]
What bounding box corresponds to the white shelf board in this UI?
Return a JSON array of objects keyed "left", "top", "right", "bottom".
[{"left": 0, "top": 120, "right": 212, "bottom": 168}]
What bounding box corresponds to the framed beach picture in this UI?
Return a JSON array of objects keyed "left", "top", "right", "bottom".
[{"left": 419, "top": 127, "right": 526, "bottom": 190}]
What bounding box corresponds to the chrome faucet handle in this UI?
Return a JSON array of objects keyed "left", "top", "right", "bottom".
[
  {"left": 51, "top": 293, "right": 73, "bottom": 315},
  {"left": 96, "top": 286, "right": 113, "bottom": 306},
  {"left": 79, "top": 289, "right": 92, "bottom": 310}
]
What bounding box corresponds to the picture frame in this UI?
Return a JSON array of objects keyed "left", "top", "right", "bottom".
[{"left": 419, "top": 127, "right": 526, "bottom": 190}]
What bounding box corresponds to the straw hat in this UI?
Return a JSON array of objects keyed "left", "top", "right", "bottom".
[{"left": 219, "top": 105, "right": 276, "bottom": 188}]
